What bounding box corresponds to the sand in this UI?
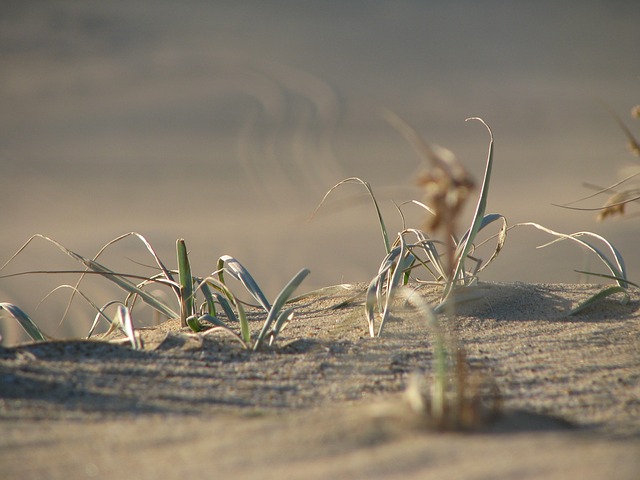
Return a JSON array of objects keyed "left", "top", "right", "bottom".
[{"left": 0, "top": 282, "right": 639, "bottom": 479}]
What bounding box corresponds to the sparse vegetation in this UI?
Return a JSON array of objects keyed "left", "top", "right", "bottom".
[
  {"left": 317, "top": 116, "right": 630, "bottom": 338},
  {"left": 0, "top": 113, "right": 634, "bottom": 435},
  {"left": 0, "top": 233, "right": 309, "bottom": 350}
]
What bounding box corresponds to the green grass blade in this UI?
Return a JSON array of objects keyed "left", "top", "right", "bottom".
[
  {"left": 568, "top": 286, "right": 630, "bottom": 315},
  {"left": 199, "top": 282, "right": 218, "bottom": 317},
  {"left": 574, "top": 270, "right": 640, "bottom": 289},
  {"left": 268, "top": 307, "right": 295, "bottom": 346},
  {"left": 198, "top": 313, "right": 231, "bottom": 329},
  {"left": 237, "top": 299, "right": 251, "bottom": 345},
  {"left": 0, "top": 303, "right": 48, "bottom": 342},
  {"left": 217, "top": 255, "right": 271, "bottom": 312},
  {"left": 177, "top": 239, "right": 194, "bottom": 327},
  {"left": 253, "top": 268, "right": 310, "bottom": 351},
  {"left": 212, "top": 291, "right": 239, "bottom": 324}
]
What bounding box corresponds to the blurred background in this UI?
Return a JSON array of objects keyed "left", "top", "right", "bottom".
[{"left": 1, "top": 1, "right": 639, "bottom": 343}]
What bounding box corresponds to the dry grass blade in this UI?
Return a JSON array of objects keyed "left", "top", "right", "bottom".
[
  {"left": 519, "top": 223, "right": 627, "bottom": 286},
  {"left": 313, "top": 177, "right": 391, "bottom": 254},
  {"left": 0, "top": 234, "right": 179, "bottom": 320},
  {"left": 515, "top": 222, "right": 630, "bottom": 311},
  {"left": 114, "top": 305, "right": 141, "bottom": 350}
]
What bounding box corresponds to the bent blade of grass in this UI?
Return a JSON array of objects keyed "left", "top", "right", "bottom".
[
  {"left": 253, "top": 268, "right": 310, "bottom": 351},
  {"left": 0, "top": 303, "right": 48, "bottom": 342},
  {"left": 197, "top": 313, "right": 231, "bottom": 329},
  {"left": 217, "top": 255, "right": 271, "bottom": 312},
  {"left": 365, "top": 236, "right": 415, "bottom": 337},
  {"left": 38, "top": 284, "right": 117, "bottom": 339},
  {"left": 95, "top": 232, "right": 178, "bottom": 291},
  {"left": 66, "top": 232, "right": 180, "bottom": 325},
  {"left": 1, "top": 234, "right": 179, "bottom": 320},
  {"left": 518, "top": 223, "right": 628, "bottom": 287},
  {"left": 365, "top": 244, "right": 403, "bottom": 336},
  {"left": 200, "top": 323, "right": 250, "bottom": 349},
  {"left": 568, "top": 285, "right": 630, "bottom": 315},
  {"left": 574, "top": 270, "right": 640, "bottom": 289},
  {"left": 454, "top": 213, "right": 508, "bottom": 277},
  {"left": 445, "top": 118, "right": 495, "bottom": 300},
  {"left": 198, "top": 281, "right": 218, "bottom": 317},
  {"left": 403, "top": 229, "right": 447, "bottom": 281},
  {"left": 268, "top": 307, "right": 295, "bottom": 346},
  {"left": 378, "top": 236, "right": 413, "bottom": 337},
  {"left": 313, "top": 177, "right": 391, "bottom": 254},
  {"left": 115, "top": 305, "right": 140, "bottom": 350},
  {"left": 87, "top": 300, "right": 125, "bottom": 338},
  {"left": 195, "top": 276, "right": 251, "bottom": 343}
]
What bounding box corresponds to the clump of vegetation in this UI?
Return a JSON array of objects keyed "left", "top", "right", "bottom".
[
  {"left": 316, "top": 116, "right": 631, "bottom": 337},
  {"left": 0, "top": 233, "right": 309, "bottom": 351}
]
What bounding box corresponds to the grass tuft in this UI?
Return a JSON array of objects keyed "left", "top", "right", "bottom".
[{"left": 0, "top": 234, "right": 309, "bottom": 350}]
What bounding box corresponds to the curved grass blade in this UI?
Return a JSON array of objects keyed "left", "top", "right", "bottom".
[
  {"left": 217, "top": 255, "right": 271, "bottom": 312},
  {"left": 0, "top": 303, "right": 48, "bottom": 342},
  {"left": 200, "top": 324, "right": 250, "bottom": 349},
  {"left": 365, "top": 245, "right": 402, "bottom": 337},
  {"left": 568, "top": 285, "right": 630, "bottom": 315},
  {"left": 199, "top": 282, "right": 217, "bottom": 317},
  {"left": 268, "top": 307, "right": 295, "bottom": 346},
  {"left": 1, "top": 234, "right": 179, "bottom": 320},
  {"left": 517, "top": 223, "right": 628, "bottom": 288},
  {"left": 115, "top": 305, "right": 141, "bottom": 350},
  {"left": 194, "top": 277, "right": 251, "bottom": 343},
  {"left": 198, "top": 313, "right": 232, "bottom": 329},
  {"left": 313, "top": 177, "right": 391, "bottom": 254},
  {"left": 574, "top": 270, "right": 640, "bottom": 289},
  {"left": 444, "top": 118, "right": 494, "bottom": 300},
  {"left": 66, "top": 232, "right": 179, "bottom": 326},
  {"left": 253, "top": 268, "right": 310, "bottom": 350},
  {"left": 37, "top": 284, "right": 117, "bottom": 339},
  {"left": 378, "top": 236, "right": 414, "bottom": 337},
  {"left": 87, "top": 300, "right": 123, "bottom": 338}
]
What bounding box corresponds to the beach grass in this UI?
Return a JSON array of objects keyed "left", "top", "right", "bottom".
[{"left": 0, "top": 234, "right": 309, "bottom": 350}]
